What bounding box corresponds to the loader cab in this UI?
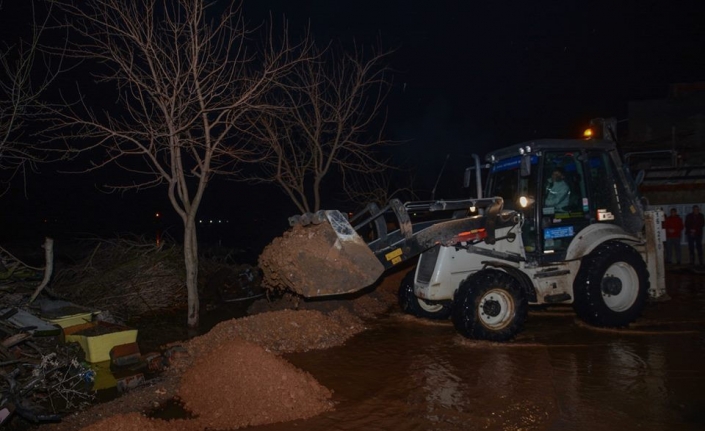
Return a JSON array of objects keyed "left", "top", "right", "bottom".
[{"left": 485, "top": 140, "right": 644, "bottom": 263}]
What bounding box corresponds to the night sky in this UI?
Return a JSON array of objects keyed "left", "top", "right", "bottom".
[{"left": 2, "top": 0, "right": 704, "bottom": 250}]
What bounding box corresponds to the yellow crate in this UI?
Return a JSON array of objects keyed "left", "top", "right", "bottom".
[
  {"left": 63, "top": 322, "right": 138, "bottom": 363},
  {"left": 46, "top": 312, "right": 97, "bottom": 329},
  {"left": 89, "top": 361, "right": 117, "bottom": 390}
]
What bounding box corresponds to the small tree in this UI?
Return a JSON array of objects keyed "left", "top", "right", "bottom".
[
  {"left": 248, "top": 44, "right": 392, "bottom": 213},
  {"left": 47, "top": 0, "right": 310, "bottom": 328},
  {"left": 0, "top": 1, "right": 61, "bottom": 196}
]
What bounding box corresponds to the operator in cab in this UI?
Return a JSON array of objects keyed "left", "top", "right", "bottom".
[{"left": 544, "top": 167, "right": 570, "bottom": 212}]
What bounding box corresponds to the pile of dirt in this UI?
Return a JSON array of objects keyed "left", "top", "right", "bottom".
[
  {"left": 178, "top": 337, "right": 333, "bottom": 430},
  {"left": 181, "top": 309, "right": 365, "bottom": 361},
  {"left": 259, "top": 222, "right": 384, "bottom": 297},
  {"left": 48, "top": 266, "right": 410, "bottom": 431},
  {"left": 45, "top": 375, "right": 180, "bottom": 431},
  {"left": 79, "top": 337, "right": 335, "bottom": 431}
]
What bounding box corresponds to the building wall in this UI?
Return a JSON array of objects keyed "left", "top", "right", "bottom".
[{"left": 627, "top": 85, "right": 705, "bottom": 150}]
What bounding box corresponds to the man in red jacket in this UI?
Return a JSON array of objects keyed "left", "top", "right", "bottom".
[
  {"left": 663, "top": 208, "right": 684, "bottom": 265},
  {"left": 685, "top": 205, "right": 705, "bottom": 265}
]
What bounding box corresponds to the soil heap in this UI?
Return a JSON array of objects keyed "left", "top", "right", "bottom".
[
  {"left": 178, "top": 337, "right": 332, "bottom": 430},
  {"left": 45, "top": 267, "right": 407, "bottom": 431},
  {"left": 258, "top": 221, "right": 384, "bottom": 297}
]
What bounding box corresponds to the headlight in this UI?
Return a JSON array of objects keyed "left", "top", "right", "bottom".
[{"left": 519, "top": 196, "right": 534, "bottom": 208}]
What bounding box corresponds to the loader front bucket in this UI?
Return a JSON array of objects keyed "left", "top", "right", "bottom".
[{"left": 258, "top": 210, "right": 385, "bottom": 297}]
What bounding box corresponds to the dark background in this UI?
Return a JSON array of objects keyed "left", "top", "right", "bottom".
[{"left": 1, "top": 0, "right": 704, "bottom": 254}]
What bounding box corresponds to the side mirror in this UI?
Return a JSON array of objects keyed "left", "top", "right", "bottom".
[{"left": 520, "top": 154, "right": 531, "bottom": 177}]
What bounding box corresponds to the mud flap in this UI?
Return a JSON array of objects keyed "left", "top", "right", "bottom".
[{"left": 259, "top": 210, "right": 385, "bottom": 297}]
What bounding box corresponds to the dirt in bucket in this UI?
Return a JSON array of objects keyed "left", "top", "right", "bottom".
[{"left": 258, "top": 220, "right": 385, "bottom": 297}]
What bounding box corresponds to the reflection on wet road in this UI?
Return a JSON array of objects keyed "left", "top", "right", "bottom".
[{"left": 254, "top": 271, "right": 705, "bottom": 431}]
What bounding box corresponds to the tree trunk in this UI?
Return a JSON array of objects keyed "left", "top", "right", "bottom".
[
  {"left": 29, "top": 237, "right": 54, "bottom": 303},
  {"left": 184, "top": 217, "right": 200, "bottom": 329}
]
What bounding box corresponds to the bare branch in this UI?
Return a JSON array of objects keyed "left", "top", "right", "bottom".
[
  {"left": 42, "top": 0, "right": 313, "bottom": 328},
  {"left": 341, "top": 168, "right": 418, "bottom": 210},
  {"left": 246, "top": 40, "right": 394, "bottom": 213},
  {"left": 0, "top": 1, "right": 64, "bottom": 196}
]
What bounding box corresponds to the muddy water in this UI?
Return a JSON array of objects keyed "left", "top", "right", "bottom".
[{"left": 254, "top": 271, "right": 705, "bottom": 431}]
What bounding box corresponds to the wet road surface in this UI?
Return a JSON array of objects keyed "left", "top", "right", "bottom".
[{"left": 253, "top": 270, "right": 705, "bottom": 431}]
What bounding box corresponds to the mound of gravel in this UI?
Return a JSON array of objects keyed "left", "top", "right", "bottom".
[
  {"left": 177, "top": 337, "right": 333, "bottom": 430},
  {"left": 182, "top": 308, "right": 365, "bottom": 359}
]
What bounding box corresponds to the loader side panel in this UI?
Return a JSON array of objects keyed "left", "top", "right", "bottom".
[{"left": 417, "top": 246, "right": 440, "bottom": 284}]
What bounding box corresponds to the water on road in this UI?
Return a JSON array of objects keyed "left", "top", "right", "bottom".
[{"left": 254, "top": 270, "right": 705, "bottom": 431}]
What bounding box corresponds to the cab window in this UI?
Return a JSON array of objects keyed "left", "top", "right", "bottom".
[
  {"left": 540, "top": 152, "right": 589, "bottom": 259},
  {"left": 586, "top": 150, "right": 621, "bottom": 225}
]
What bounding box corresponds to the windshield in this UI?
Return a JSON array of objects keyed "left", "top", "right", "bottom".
[{"left": 487, "top": 156, "right": 539, "bottom": 211}]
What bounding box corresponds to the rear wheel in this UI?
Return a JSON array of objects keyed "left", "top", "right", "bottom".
[
  {"left": 573, "top": 241, "right": 649, "bottom": 327},
  {"left": 452, "top": 270, "right": 528, "bottom": 341},
  {"left": 398, "top": 271, "right": 452, "bottom": 320}
]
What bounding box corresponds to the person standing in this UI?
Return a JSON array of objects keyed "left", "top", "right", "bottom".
[
  {"left": 663, "top": 208, "right": 684, "bottom": 264},
  {"left": 685, "top": 205, "right": 704, "bottom": 265}
]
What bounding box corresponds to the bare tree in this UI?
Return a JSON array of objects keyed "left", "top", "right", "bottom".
[
  {"left": 46, "top": 0, "right": 311, "bottom": 328},
  {"left": 248, "top": 44, "right": 392, "bottom": 214},
  {"left": 0, "top": 1, "right": 61, "bottom": 196},
  {"left": 341, "top": 169, "right": 418, "bottom": 210}
]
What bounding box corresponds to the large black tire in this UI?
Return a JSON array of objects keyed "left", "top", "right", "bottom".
[
  {"left": 452, "top": 270, "right": 528, "bottom": 341},
  {"left": 398, "top": 271, "right": 452, "bottom": 320},
  {"left": 573, "top": 241, "right": 649, "bottom": 327}
]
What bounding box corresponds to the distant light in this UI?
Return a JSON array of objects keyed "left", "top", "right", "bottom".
[
  {"left": 218, "top": 220, "right": 222, "bottom": 223},
  {"left": 210, "top": 220, "right": 213, "bottom": 224},
  {"left": 583, "top": 128, "right": 594, "bottom": 139},
  {"left": 199, "top": 220, "right": 202, "bottom": 224},
  {"left": 155, "top": 212, "right": 160, "bottom": 218}
]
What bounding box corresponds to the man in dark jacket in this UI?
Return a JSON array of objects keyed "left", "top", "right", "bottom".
[{"left": 685, "top": 205, "right": 704, "bottom": 265}]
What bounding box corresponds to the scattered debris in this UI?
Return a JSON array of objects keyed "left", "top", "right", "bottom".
[
  {"left": 0, "top": 243, "right": 44, "bottom": 286},
  {"left": 0, "top": 337, "right": 94, "bottom": 427},
  {"left": 0, "top": 307, "right": 62, "bottom": 336},
  {"left": 64, "top": 322, "right": 138, "bottom": 363},
  {"left": 51, "top": 237, "right": 187, "bottom": 323},
  {"left": 37, "top": 299, "right": 98, "bottom": 329},
  {"left": 110, "top": 343, "right": 141, "bottom": 367},
  {"left": 202, "top": 263, "right": 265, "bottom": 305},
  {"left": 1, "top": 234, "right": 409, "bottom": 430}
]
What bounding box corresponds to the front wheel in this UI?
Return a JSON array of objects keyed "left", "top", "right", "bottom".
[
  {"left": 573, "top": 241, "right": 649, "bottom": 327},
  {"left": 398, "top": 271, "right": 452, "bottom": 320},
  {"left": 452, "top": 270, "right": 528, "bottom": 341}
]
